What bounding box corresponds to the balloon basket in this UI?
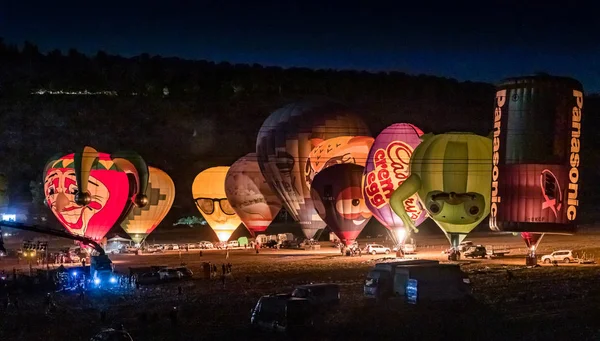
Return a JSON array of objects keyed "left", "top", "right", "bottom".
[{"left": 525, "top": 255, "right": 537, "bottom": 266}]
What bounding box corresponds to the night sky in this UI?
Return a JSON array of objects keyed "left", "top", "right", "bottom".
[{"left": 2, "top": 1, "right": 599, "bottom": 92}]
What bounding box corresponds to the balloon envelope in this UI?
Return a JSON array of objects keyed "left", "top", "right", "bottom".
[
  {"left": 44, "top": 152, "right": 129, "bottom": 241},
  {"left": 305, "top": 136, "right": 374, "bottom": 189},
  {"left": 489, "top": 75, "right": 583, "bottom": 235},
  {"left": 192, "top": 166, "right": 242, "bottom": 242},
  {"left": 390, "top": 132, "right": 492, "bottom": 246},
  {"left": 256, "top": 100, "right": 370, "bottom": 239},
  {"left": 311, "top": 164, "right": 372, "bottom": 246},
  {"left": 225, "top": 153, "right": 282, "bottom": 236},
  {"left": 120, "top": 166, "right": 175, "bottom": 244},
  {"left": 363, "top": 123, "right": 427, "bottom": 231}
]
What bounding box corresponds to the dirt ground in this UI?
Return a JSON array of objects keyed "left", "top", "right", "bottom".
[{"left": 2, "top": 229, "right": 600, "bottom": 340}]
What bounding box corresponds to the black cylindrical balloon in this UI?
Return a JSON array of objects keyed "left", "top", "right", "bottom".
[{"left": 490, "top": 75, "right": 583, "bottom": 233}]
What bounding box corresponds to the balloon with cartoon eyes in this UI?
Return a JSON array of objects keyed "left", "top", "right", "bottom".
[
  {"left": 389, "top": 132, "right": 492, "bottom": 249},
  {"left": 311, "top": 163, "right": 372, "bottom": 247}
]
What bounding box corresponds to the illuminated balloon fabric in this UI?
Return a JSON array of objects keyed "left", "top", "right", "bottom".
[
  {"left": 225, "top": 153, "right": 282, "bottom": 236},
  {"left": 305, "top": 136, "right": 374, "bottom": 189},
  {"left": 256, "top": 100, "right": 371, "bottom": 239},
  {"left": 363, "top": 123, "right": 427, "bottom": 232},
  {"left": 43, "top": 152, "right": 129, "bottom": 241},
  {"left": 521, "top": 232, "right": 544, "bottom": 249},
  {"left": 311, "top": 164, "right": 372, "bottom": 246},
  {"left": 120, "top": 167, "right": 175, "bottom": 244},
  {"left": 192, "top": 166, "right": 242, "bottom": 242},
  {"left": 390, "top": 133, "right": 492, "bottom": 246},
  {"left": 489, "top": 75, "right": 583, "bottom": 235}
]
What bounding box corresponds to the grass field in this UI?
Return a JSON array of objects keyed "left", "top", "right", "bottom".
[{"left": 2, "top": 227, "right": 600, "bottom": 340}]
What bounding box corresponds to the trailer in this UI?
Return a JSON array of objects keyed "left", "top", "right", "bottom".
[{"left": 486, "top": 245, "right": 510, "bottom": 258}]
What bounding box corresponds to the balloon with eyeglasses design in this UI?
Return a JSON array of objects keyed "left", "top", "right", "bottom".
[{"left": 192, "top": 166, "right": 242, "bottom": 242}]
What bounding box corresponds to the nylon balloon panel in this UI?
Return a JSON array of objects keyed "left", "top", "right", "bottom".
[
  {"left": 44, "top": 153, "right": 129, "bottom": 241},
  {"left": 311, "top": 164, "right": 371, "bottom": 246},
  {"left": 225, "top": 153, "right": 281, "bottom": 235},
  {"left": 490, "top": 75, "right": 583, "bottom": 234},
  {"left": 390, "top": 133, "right": 492, "bottom": 237},
  {"left": 363, "top": 123, "right": 426, "bottom": 231},
  {"left": 305, "top": 136, "right": 374, "bottom": 190},
  {"left": 120, "top": 167, "right": 175, "bottom": 244},
  {"left": 256, "top": 100, "right": 370, "bottom": 239},
  {"left": 192, "top": 166, "right": 242, "bottom": 242}
]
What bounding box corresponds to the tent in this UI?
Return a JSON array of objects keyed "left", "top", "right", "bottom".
[{"left": 237, "top": 237, "right": 249, "bottom": 247}]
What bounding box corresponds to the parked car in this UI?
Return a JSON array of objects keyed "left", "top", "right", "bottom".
[
  {"left": 541, "top": 250, "right": 574, "bottom": 264},
  {"left": 263, "top": 240, "right": 278, "bottom": 248},
  {"left": 250, "top": 294, "right": 313, "bottom": 333},
  {"left": 459, "top": 241, "right": 474, "bottom": 252},
  {"left": 144, "top": 245, "right": 158, "bottom": 253},
  {"left": 199, "top": 241, "right": 214, "bottom": 249},
  {"left": 175, "top": 266, "right": 193, "bottom": 278},
  {"left": 365, "top": 244, "right": 391, "bottom": 255},
  {"left": 228, "top": 240, "right": 239, "bottom": 248},
  {"left": 158, "top": 268, "right": 183, "bottom": 280},
  {"left": 137, "top": 272, "right": 161, "bottom": 285},
  {"left": 291, "top": 283, "right": 340, "bottom": 305},
  {"left": 169, "top": 244, "right": 180, "bottom": 250},
  {"left": 125, "top": 246, "right": 138, "bottom": 254},
  {"left": 464, "top": 246, "right": 487, "bottom": 259},
  {"left": 393, "top": 244, "right": 417, "bottom": 254}
]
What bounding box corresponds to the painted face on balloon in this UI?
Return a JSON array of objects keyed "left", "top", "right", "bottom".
[
  {"left": 275, "top": 149, "right": 300, "bottom": 197},
  {"left": 335, "top": 186, "right": 372, "bottom": 227},
  {"left": 195, "top": 197, "right": 236, "bottom": 226},
  {"left": 424, "top": 191, "right": 485, "bottom": 225},
  {"left": 44, "top": 169, "right": 109, "bottom": 234},
  {"left": 227, "top": 174, "right": 271, "bottom": 219}
]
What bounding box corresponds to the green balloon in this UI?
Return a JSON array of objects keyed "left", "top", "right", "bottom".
[{"left": 390, "top": 132, "right": 492, "bottom": 237}]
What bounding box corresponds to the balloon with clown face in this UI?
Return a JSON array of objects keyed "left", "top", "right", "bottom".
[
  {"left": 43, "top": 146, "right": 149, "bottom": 242},
  {"left": 311, "top": 164, "right": 372, "bottom": 246}
]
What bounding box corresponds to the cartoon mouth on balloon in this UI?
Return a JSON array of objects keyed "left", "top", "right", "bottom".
[{"left": 353, "top": 218, "right": 366, "bottom": 225}]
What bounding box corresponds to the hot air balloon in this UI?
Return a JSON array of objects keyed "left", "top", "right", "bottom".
[
  {"left": 390, "top": 133, "right": 492, "bottom": 259},
  {"left": 489, "top": 75, "right": 583, "bottom": 265},
  {"left": 363, "top": 123, "right": 427, "bottom": 244},
  {"left": 120, "top": 166, "right": 175, "bottom": 245},
  {"left": 305, "top": 136, "right": 374, "bottom": 189},
  {"left": 225, "top": 153, "right": 281, "bottom": 237},
  {"left": 43, "top": 146, "right": 149, "bottom": 242},
  {"left": 256, "top": 100, "right": 370, "bottom": 239},
  {"left": 311, "top": 164, "right": 372, "bottom": 246},
  {"left": 192, "top": 166, "right": 242, "bottom": 242}
]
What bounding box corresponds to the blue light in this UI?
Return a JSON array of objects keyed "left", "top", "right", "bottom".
[
  {"left": 72, "top": 271, "right": 77, "bottom": 277},
  {"left": 109, "top": 277, "right": 117, "bottom": 284},
  {"left": 94, "top": 278, "right": 101, "bottom": 285}
]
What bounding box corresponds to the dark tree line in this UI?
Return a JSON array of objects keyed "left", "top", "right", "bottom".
[{"left": 0, "top": 38, "right": 598, "bottom": 227}]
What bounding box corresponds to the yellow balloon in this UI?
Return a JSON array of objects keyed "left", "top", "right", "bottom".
[
  {"left": 192, "top": 166, "right": 242, "bottom": 242},
  {"left": 120, "top": 167, "right": 175, "bottom": 244}
]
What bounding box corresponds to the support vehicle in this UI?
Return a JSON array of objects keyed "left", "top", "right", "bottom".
[
  {"left": 364, "top": 260, "right": 471, "bottom": 302},
  {"left": 0, "top": 221, "right": 115, "bottom": 288},
  {"left": 541, "top": 250, "right": 574, "bottom": 264}
]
